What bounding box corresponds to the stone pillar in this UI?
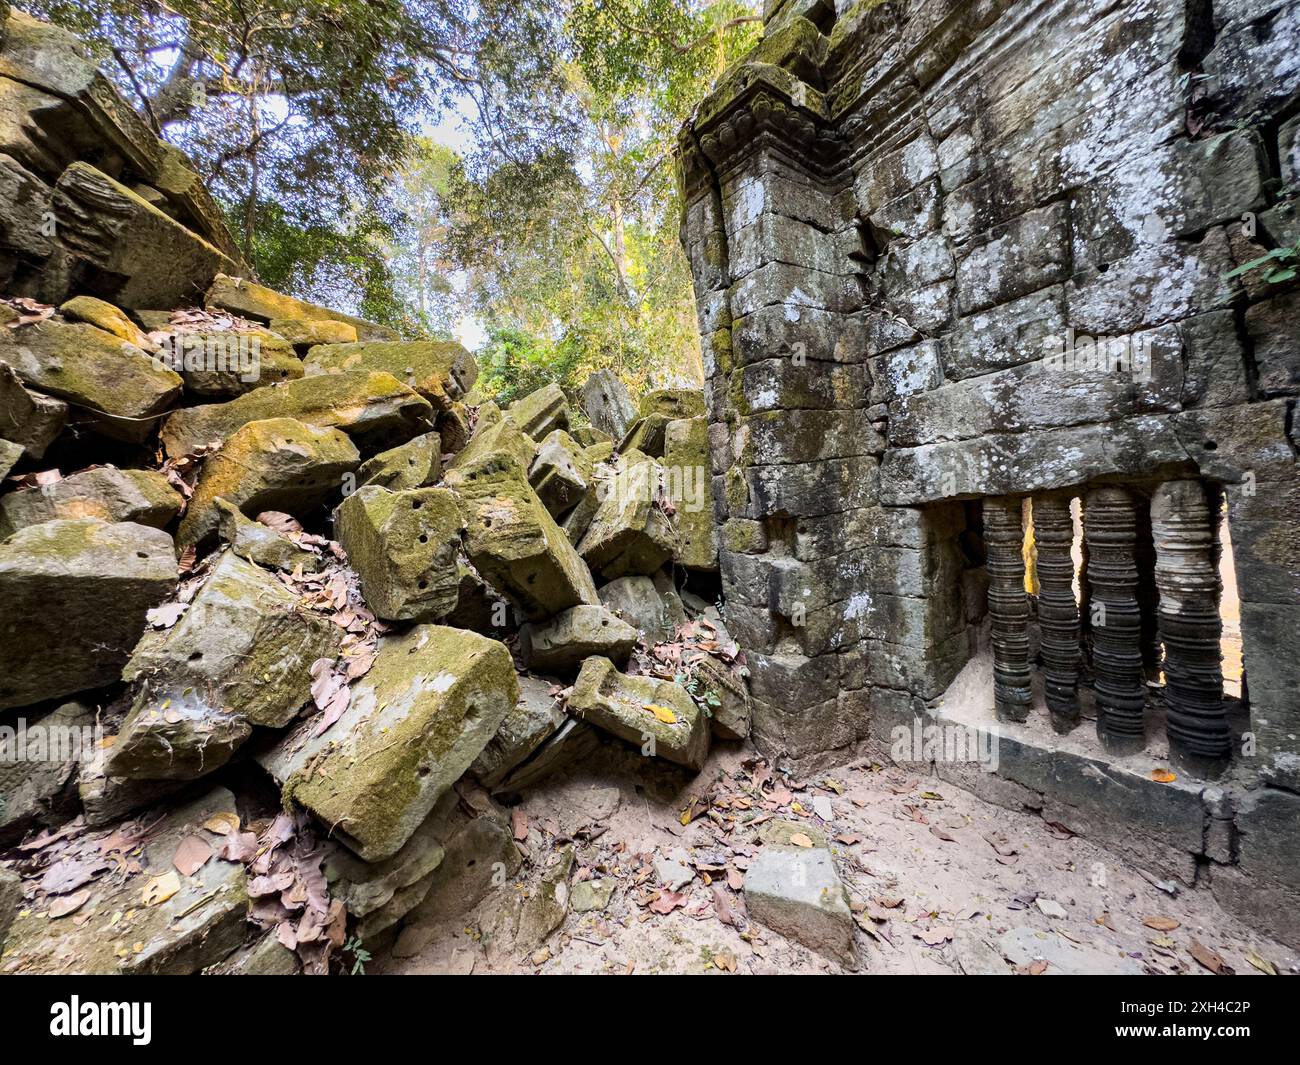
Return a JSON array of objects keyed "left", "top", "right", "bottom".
[
  {"left": 1032, "top": 491, "right": 1080, "bottom": 732},
  {"left": 1133, "top": 493, "right": 1163, "bottom": 682},
  {"left": 1151, "top": 479, "right": 1229, "bottom": 778},
  {"left": 1084, "top": 486, "right": 1147, "bottom": 753},
  {"left": 984, "top": 496, "right": 1031, "bottom": 721}
]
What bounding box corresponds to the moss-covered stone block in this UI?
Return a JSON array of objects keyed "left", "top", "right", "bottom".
[
  {"left": 568, "top": 656, "right": 709, "bottom": 770},
  {"left": 159, "top": 370, "right": 431, "bottom": 458},
  {"left": 271, "top": 625, "right": 518, "bottom": 861},
  {"left": 179, "top": 416, "right": 359, "bottom": 548},
  {"left": 334, "top": 484, "right": 463, "bottom": 622},
  {"left": 108, "top": 551, "right": 340, "bottom": 779},
  {"left": 0, "top": 519, "right": 176, "bottom": 710},
  {"left": 0, "top": 466, "right": 182, "bottom": 539},
  {"left": 0, "top": 319, "right": 181, "bottom": 442},
  {"left": 445, "top": 452, "right": 599, "bottom": 620}
]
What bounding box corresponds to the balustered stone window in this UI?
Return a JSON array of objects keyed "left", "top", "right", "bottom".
[{"left": 982, "top": 480, "right": 1238, "bottom": 780}]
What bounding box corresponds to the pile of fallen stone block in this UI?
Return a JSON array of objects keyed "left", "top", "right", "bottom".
[{"left": 0, "top": 4, "right": 752, "bottom": 974}]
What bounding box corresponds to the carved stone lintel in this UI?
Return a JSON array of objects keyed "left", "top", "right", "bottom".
[
  {"left": 1151, "top": 479, "right": 1229, "bottom": 777},
  {"left": 1084, "top": 486, "right": 1147, "bottom": 753},
  {"left": 985, "top": 496, "right": 1031, "bottom": 722},
  {"left": 1032, "top": 492, "right": 1080, "bottom": 732}
]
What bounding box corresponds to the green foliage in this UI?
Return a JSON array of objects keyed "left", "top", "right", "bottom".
[
  {"left": 1223, "top": 240, "right": 1300, "bottom": 286},
  {"left": 27, "top": 0, "right": 569, "bottom": 323},
  {"left": 437, "top": 2, "right": 760, "bottom": 396},
  {"left": 477, "top": 326, "right": 583, "bottom": 406}
]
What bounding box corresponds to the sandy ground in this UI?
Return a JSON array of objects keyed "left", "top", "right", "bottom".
[{"left": 376, "top": 741, "right": 1299, "bottom": 976}]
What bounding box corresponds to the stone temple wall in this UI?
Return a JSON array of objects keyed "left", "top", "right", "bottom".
[{"left": 679, "top": 0, "right": 1300, "bottom": 942}]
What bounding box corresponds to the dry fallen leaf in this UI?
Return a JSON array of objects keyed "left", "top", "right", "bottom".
[
  {"left": 1189, "top": 939, "right": 1233, "bottom": 975},
  {"left": 1142, "top": 915, "right": 1181, "bottom": 932},
  {"left": 141, "top": 871, "right": 181, "bottom": 906},
  {"left": 1245, "top": 950, "right": 1276, "bottom": 976},
  {"left": 788, "top": 832, "right": 814, "bottom": 848},
  {"left": 48, "top": 890, "right": 91, "bottom": 919},
  {"left": 643, "top": 703, "right": 677, "bottom": 724},
  {"left": 202, "top": 812, "right": 241, "bottom": 836},
  {"left": 173, "top": 835, "right": 213, "bottom": 877}
]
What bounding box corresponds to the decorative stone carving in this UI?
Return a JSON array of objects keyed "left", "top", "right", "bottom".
[
  {"left": 984, "top": 496, "right": 1032, "bottom": 722},
  {"left": 1032, "top": 492, "right": 1080, "bottom": 732},
  {"left": 1084, "top": 487, "right": 1147, "bottom": 753},
  {"left": 1151, "top": 479, "right": 1229, "bottom": 777}
]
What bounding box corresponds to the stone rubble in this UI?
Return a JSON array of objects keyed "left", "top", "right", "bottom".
[{"left": 0, "top": 5, "right": 746, "bottom": 974}]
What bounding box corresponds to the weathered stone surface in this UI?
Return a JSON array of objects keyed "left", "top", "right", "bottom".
[
  {"left": 0, "top": 150, "right": 50, "bottom": 257},
  {"left": 568, "top": 656, "right": 708, "bottom": 770},
  {"left": 271, "top": 625, "right": 517, "bottom": 861},
  {"left": 323, "top": 792, "right": 451, "bottom": 932},
  {"left": 617, "top": 412, "right": 673, "bottom": 457},
  {"left": 1245, "top": 289, "right": 1299, "bottom": 396},
  {"left": 0, "top": 700, "right": 92, "bottom": 846},
  {"left": 160, "top": 370, "right": 431, "bottom": 458},
  {"left": 206, "top": 273, "right": 396, "bottom": 341},
  {"left": 1, "top": 787, "right": 248, "bottom": 975},
  {"left": 0, "top": 362, "right": 65, "bottom": 459},
  {"left": 270, "top": 317, "right": 357, "bottom": 348},
  {"left": 77, "top": 744, "right": 183, "bottom": 827},
  {"left": 0, "top": 466, "right": 182, "bottom": 539},
  {"left": 571, "top": 877, "right": 615, "bottom": 913},
  {"left": 305, "top": 339, "right": 477, "bottom": 406},
  {"left": 662, "top": 416, "right": 717, "bottom": 570},
  {"left": 529, "top": 429, "right": 592, "bottom": 517},
  {"left": 0, "top": 437, "right": 20, "bottom": 480},
  {"left": 0, "top": 519, "right": 176, "bottom": 710},
  {"left": 581, "top": 369, "right": 636, "bottom": 439},
  {"left": 470, "top": 674, "right": 566, "bottom": 789},
  {"left": 401, "top": 809, "right": 521, "bottom": 925},
  {"left": 598, "top": 574, "right": 686, "bottom": 641},
  {"left": 52, "top": 162, "right": 238, "bottom": 308},
  {"left": 491, "top": 718, "right": 602, "bottom": 794},
  {"left": 162, "top": 331, "right": 304, "bottom": 399},
  {"left": 204, "top": 934, "right": 299, "bottom": 975},
  {"left": 216, "top": 498, "right": 323, "bottom": 573},
  {"left": 640, "top": 388, "right": 705, "bottom": 420},
  {"left": 58, "top": 295, "right": 151, "bottom": 347},
  {"left": 577, "top": 455, "right": 678, "bottom": 578},
  {"left": 449, "top": 403, "right": 538, "bottom": 473},
  {"left": 0, "top": 319, "right": 181, "bottom": 442},
  {"left": 517, "top": 845, "right": 574, "bottom": 953},
  {"left": 0, "top": 9, "right": 165, "bottom": 182},
  {"left": 518, "top": 604, "right": 637, "bottom": 673},
  {"left": 179, "top": 416, "right": 359, "bottom": 547},
  {"left": 334, "top": 485, "right": 463, "bottom": 622},
  {"left": 107, "top": 551, "right": 340, "bottom": 779},
  {"left": 745, "top": 831, "right": 855, "bottom": 967},
  {"left": 356, "top": 432, "right": 441, "bottom": 491},
  {"left": 506, "top": 382, "right": 569, "bottom": 439},
  {"left": 445, "top": 452, "right": 598, "bottom": 620},
  {"left": 692, "top": 656, "right": 751, "bottom": 741}
]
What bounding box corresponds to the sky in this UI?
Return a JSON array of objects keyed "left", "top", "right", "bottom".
[{"left": 420, "top": 97, "right": 488, "bottom": 351}]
